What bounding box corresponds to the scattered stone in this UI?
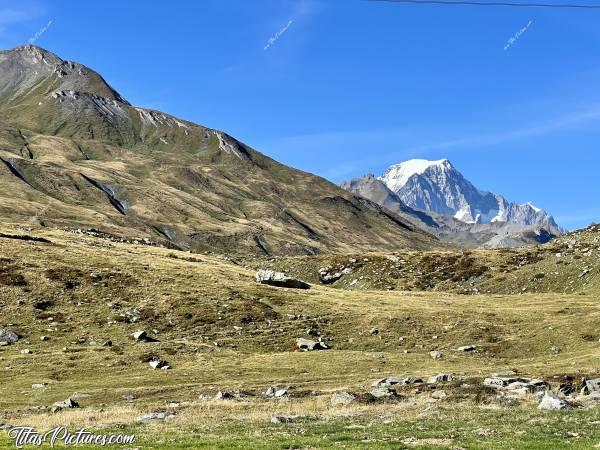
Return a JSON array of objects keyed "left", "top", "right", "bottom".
[
  {"left": 296, "top": 338, "right": 329, "bottom": 351},
  {"left": 0, "top": 330, "right": 18, "bottom": 346},
  {"left": 559, "top": 381, "right": 576, "bottom": 396},
  {"left": 538, "top": 392, "right": 575, "bottom": 410},
  {"left": 430, "top": 350, "right": 442, "bottom": 360},
  {"left": 32, "top": 383, "right": 47, "bottom": 389},
  {"left": 20, "top": 349, "right": 31, "bottom": 354},
  {"left": 198, "top": 394, "right": 211, "bottom": 401},
  {"left": 256, "top": 270, "right": 310, "bottom": 289},
  {"left": 551, "top": 346, "right": 561, "bottom": 354},
  {"left": 319, "top": 268, "right": 343, "bottom": 284},
  {"left": 456, "top": 345, "right": 477, "bottom": 352},
  {"left": 149, "top": 359, "right": 170, "bottom": 370},
  {"left": 484, "top": 376, "right": 547, "bottom": 395},
  {"left": 214, "top": 391, "right": 234, "bottom": 400},
  {"left": 40, "top": 336, "right": 49, "bottom": 341},
  {"left": 370, "top": 386, "right": 397, "bottom": 399},
  {"left": 133, "top": 330, "right": 157, "bottom": 342},
  {"left": 331, "top": 391, "right": 356, "bottom": 406},
  {"left": 263, "top": 386, "right": 288, "bottom": 398},
  {"left": 582, "top": 378, "right": 600, "bottom": 395},
  {"left": 122, "top": 394, "right": 136, "bottom": 401},
  {"left": 368, "top": 328, "right": 379, "bottom": 335},
  {"left": 137, "top": 412, "right": 175, "bottom": 421},
  {"left": 51, "top": 397, "right": 80, "bottom": 413},
  {"left": 271, "top": 416, "right": 297, "bottom": 424},
  {"left": 427, "top": 374, "right": 454, "bottom": 384}
]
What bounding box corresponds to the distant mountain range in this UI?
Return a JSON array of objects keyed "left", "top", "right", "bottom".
[
  {"left": 342, "top": 159, "right": 561, "bottom": 248},
  {"left": 0, "top": 45, "right": 444, "bottom": 255}
]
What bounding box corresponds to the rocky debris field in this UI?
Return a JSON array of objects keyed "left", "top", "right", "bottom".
[{"left": 252, "top": 224, "right": 600, "bottom": 295}]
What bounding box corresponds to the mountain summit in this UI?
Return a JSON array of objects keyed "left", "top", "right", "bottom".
[
  {"left": 0, "top": 45, "right": 442, "bottom": 255},
  {"left": 379, "top": 158, "right": 560, "bottom": 231}
]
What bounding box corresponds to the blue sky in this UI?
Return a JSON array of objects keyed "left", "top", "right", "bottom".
[{"left": 1, "top": 0, "right": 599, "bottom": 229}]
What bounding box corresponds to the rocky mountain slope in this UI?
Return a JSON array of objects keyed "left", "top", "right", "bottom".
[
  {"left": 0, "top": 45, "right": 443, "bottom": 255},
  {"left": 379, "top": 159, "right": 559, "bottom": 230},
  {"left": 341, "top": 160, "right": 561, "bottom": 248}
]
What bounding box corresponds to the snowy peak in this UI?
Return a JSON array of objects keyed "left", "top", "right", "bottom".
[
  {"left": 379, "top": 158, "right": 451, "bottom": 193},
  {"left": 378, "top": 158, "right": 561, "bottom": 233}
]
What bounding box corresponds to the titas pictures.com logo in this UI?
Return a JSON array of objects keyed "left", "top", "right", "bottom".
[{"left": 8, "top": 426, "right": 136, "bottom": 448}]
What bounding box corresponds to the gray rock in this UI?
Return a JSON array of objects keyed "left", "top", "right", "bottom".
[
  {"left": 427, "top": 374, "right": 454, "bottom": 384},
  {"left": 0, "top": 330, "right": 18, "bottom": 345},
  {"left": 484, "top": 376, "right": 547, "bottom": 395},
  {"left": 372, "top": 376, "right": 405, "bottom": 388},
  {"left": 319, "top": 268, "right": 343, "bottom": 284},
  {"left": 149, "top": 359, "right": 170, "bottom": 369},
  {"left": 457, "top": 345, "right": 477, "bottom": 352},
  {"left": 538, "top": 392, "right": 575, "bottom": 410},
  {"left": 271, "top": 416, "right": 297, "bottom": 424},
  {"left": 133, "top": 330, "right": 156, "bottom": 342},
  {"left": 296, "top": 338, "right": 329, "bottom": 351},
  {"left": 370, "top": 386, "right": 397, "bottom": 399},
  {"left": 32, "top": 383, "right": 47, "bottom": 389},
  {"left": 215, "top": 391, "right": 234, "bottom": 400},
  {"left": 430, "top": 350, "right": 442, "bottom": 360},
  {"left": 51, "top": 397, "right": 80, "bottom": 413},
  {"left": 331, "top": 391, "right": 356, "bottom": 405},
  {"left": 256, "top": 270, "right": 310, "bottom": 289},
  {"left": 137, "top": 412, "right": 175, "bottom": 421},
  {"left": 263, "top": 386, "right": 288, "bottom": 398},
  {"left": 582, "top": 378, "right": 600, "bottom": 395}
]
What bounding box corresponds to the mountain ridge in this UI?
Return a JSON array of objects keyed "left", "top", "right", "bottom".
[
  {"left": 379, "top": 158, "right": 560, "bottom": 231},
  {"left": 0, "top": 45, "right": 443, "bottom": 256}
]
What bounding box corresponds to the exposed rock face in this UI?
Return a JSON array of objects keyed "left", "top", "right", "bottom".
[
  {"left": 538, "top": 392, "right": 575, "bottom": 410},
  {"left": 256, "top": 270, "right": 310, "bottom": 289},
  {"left": 341, "top": 166, "right": 561, "bottom": 249},
  {"left": 484, "top": 375, "right": 548, "bottom": 395},
  {"left": 296, "top": 338, "right": 329, "bottom": 351},
  {"left": 0, "top": 329, "right": 18, "bottom": 345},
  {"left": 379, "top": 159, "right": 559, "bottom": 230}
]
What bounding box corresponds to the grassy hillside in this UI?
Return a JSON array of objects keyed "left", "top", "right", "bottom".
[
  {"left": 1, "top": 225, "right": 599, "bottom": 448},
  {"left": 0, "top": 45, "right": 442, "bottom": 256}
]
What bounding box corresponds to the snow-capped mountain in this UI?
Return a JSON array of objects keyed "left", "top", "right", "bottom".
[{"left": 378, "top": 159, "right": 560, "bottom": 232}]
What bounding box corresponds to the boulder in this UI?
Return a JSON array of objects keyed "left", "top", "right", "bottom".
[
  {"left": 370, "top": 386, "right": 400, "bottom": 399},
  {"left": 331, "top": 391, "right": 355, "bottom": 406},
  {"left": 484, "top": 376, "right": 547, "bottom": 395},
  {"left": 263, "top": 386, "right": 288, "bottom": 398},
  {"left": 149, "top": 359, "right": 170, "bottom": 370},
  {"left": 271, "top": 416, "right": 296, "bottom": 424},
  {"left": 430, "top": 350, "right": 442, "bottom": 360},
  {"left": 538, "top": 392, "right": 575, "bottom": 410},
  {"left": 372, "top": 376, "right": 405, "bottom": 388},
  {"left": 457, "top": 345, "right": 477, "bottom": 352},
  {"left": 427, "top": 374, "right": 454, "bottom": 384},
  {"left": 582, "top": 378, "right": 600, "bottom": 395},
  {"left": 296, "top": 338, "right": 329, "bottom": 351},
  {"left": 0, "top": 330, "right": 18, "bottom": 345},
  {"left": 256, "top": 270, "right": 310, "bottom": 289},
  {"left": 133, "top": 330, "right": 147, "bottom": 341},
  {"left": 51, "top": 397, "right": 80, "bottom": 413},
  {"left": 319, "top": 268, "right": 343, "bottom": 284}
]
